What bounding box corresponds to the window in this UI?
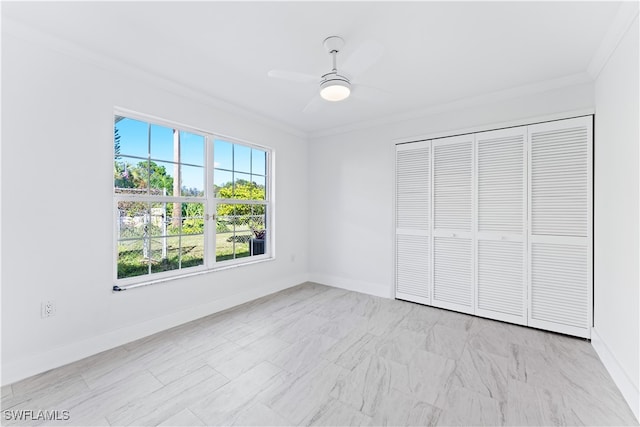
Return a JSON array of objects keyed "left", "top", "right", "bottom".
[{"left": 113, "top": 112, "right": 271, "bottom": 288}]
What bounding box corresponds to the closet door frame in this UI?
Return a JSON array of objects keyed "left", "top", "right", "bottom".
[
  {"left": 474, "top": 126, "right": 528, "bottom": 325},
  {"left": 527, "top": 116, "right": 593, "bottom": 338}
]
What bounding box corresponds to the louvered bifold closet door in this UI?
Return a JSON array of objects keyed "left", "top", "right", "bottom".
[
  {"left": 475, "top": 127, "right": 527, "bottom": 325},
  {"left": 432, "top": 134, "right": 474, "bottom": 314},
  {"left": 528, "top": 116, "right": 593, "bottom": 338},
  {"left": 395, "top": 141, "right": 431, "bottom": 305}
]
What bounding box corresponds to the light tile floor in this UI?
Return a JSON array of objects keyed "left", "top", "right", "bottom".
[{"left": 2, "top": 283, "right": 637, "bottom": 426}]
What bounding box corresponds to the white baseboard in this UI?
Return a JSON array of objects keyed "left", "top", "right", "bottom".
[
  {"left": 591, "top": 327, "right": 640, "bottom": 422},
  {"left": 309, "top": 273, "right": 393, "bottom": 299},
  {"left": 2, "top": 274, "right": 307, "bottom": 386}
]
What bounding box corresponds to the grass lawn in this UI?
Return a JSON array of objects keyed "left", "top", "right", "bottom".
[{"left": 118, "top": 231, "right": 252, "bottom": 279}]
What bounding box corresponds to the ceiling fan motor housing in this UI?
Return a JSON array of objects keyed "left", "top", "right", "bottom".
[{"left": 320, "top": 72, "right": 351, "bottom": 101}]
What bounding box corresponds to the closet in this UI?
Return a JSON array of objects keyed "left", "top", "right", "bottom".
[{"left": 395, "top": 116, "right": 592, "bottom": 338}]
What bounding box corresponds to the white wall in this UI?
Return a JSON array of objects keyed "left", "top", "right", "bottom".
[
  {"left": 1, "top": 29, "right": 308, "bottom": 384},
  {"left": 309, "top": 82, "right": 595, "bottom": 298},
  {"left": 592, "top": 15, "right": 640, "bottom": 419}
]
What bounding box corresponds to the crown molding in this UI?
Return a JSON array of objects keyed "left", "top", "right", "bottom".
[
  {"left": 587, "top": 1, "right": 640, "bottom": 80},
  {"left": 309, "top": 72, "right": 593, "bottom": 140},
  {"left": 5, "top": 5, "right": 626, "bottom": 143},
  {"left": 1, "top": 17, "right": 308, "bottom": 140}
]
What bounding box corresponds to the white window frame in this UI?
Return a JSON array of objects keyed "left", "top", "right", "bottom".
[{"left": 113, "top": 109, "right": 273, "bottom": 290}]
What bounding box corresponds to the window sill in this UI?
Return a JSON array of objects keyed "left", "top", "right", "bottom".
[{"left": 113, "top": 256, "right": 275, "bottom": 292}]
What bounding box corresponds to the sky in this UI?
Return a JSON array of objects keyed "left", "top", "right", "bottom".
[{"left": 115, "top": 117, "right": 266, "bottom": 192}]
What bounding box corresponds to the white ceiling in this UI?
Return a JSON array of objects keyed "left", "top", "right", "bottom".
[{"left": 2, "top": 1, "right": 621, "bottom": 136}]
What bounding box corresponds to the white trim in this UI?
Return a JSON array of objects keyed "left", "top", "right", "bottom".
[
  {"left": 591, "top": 327, "right": 640, "bottom": 421},
  {"left": 312, "top": 74, "right": 594, "bottom": 140},
  {"left": 3, "top": 17, "right": 601, "bottom": 141},
  {"left": 396, "top": 292, "right": 431, "bottom": 306},
  {"left": 309, "top": 274, "right": 394, "bottom": 299},
  {"left": 527, "top": 318, "right": 590, "bottom": 339},
  {"left": 3, "top": 18, "right": 306, "bottom": 139},
  {"left": 396, "top": 140, "right": 429, "bottom": 150},
  {"left": 587, "top": 2, "right": 640, "bottom": 80},
  {"left": 393, "top": 109, "right": 595, "bottom": 146},
  {"left": 114, "top": 257, "right": 276, "bottom": 292},
  {"left": 2, "top": 275, "right": 308, "bottom": 386}
]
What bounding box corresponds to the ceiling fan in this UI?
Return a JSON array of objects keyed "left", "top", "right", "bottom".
[{"left": 268, "top": 36, "right": 384, "bottom": 113}]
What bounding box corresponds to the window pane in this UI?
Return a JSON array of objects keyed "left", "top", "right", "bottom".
[
  {"left": 234, "top": 144, "right": 251, "bottom": 174},
  {"left": 252, "top": 149, "right": 266, "bottom": 176},
  {"left": 251, "top": 175, "right": 266, "bottom": 200},
  {"left": 235, "top": 233, "right": 251, "bottom": 259},
  {"left": 250, "top": 205, "right": 267, "bottom": 257},
  {"left": 117, "top": 240, "right": 148, "bottom": 279},
  {"left": 181, "top": 165, "right": 204, "bottom": 197},
  {"left": 115, "top": 157, "right": 149, "bottom": 194},
  {"left": 216, "top": 203, "right": 234, "bottom": 223},
  {"left": 167, "top": 201, "right": 182, "bottom": 234},
  {"left": 149, "top": 202, "right": 169, "bottom": 237},
  {"left": 117, "top": 201, "right": 148, "bottom": 239},
  {"left": 214, "top": 139, "right": 233, "bottom": 170},
  {"left": 214, "top": 170, "right": 233, "bottom": 198},
  {"left": 216, "top": 203, "right": 233, "bottom": 237},
  {"left": 235, "top": 205, "right": 252, "bottom": 259},
  {"left": 181, "top": 234, "right": 204, "bottom": 268},
  {"left": 216, "top": 230, "right": 234, "bottom": 262},
  {"left": 181, "top": 203, "right": 204, "bottom": 235},
  {"left": 233, "top": 172, "right": 252, "bottom": 199},
  {"left": 180, "top": 131, "right": 204, "bottom": 166},
  {"left": 150, "top": 237, "right": 180, "bottom": 274},
  {"left": 150, "top": 124, "right": 176, "bottom": 162},
  {"left": 251, "top": 204, "right": 266, "bottom": 230},
  {"left": 215, "top": 203, "right": 264, "bottom": 262},
  {"left": 216, "top": 203, "right": 238, "bottom": 262},
  {"left": 149, "top": 161, "right": 177, "bottom": 196},
  {"left": 116, "top": 117, "right": 148, "bottom": 159}
]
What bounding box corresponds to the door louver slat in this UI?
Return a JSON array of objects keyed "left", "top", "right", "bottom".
[
  {"left": 477, "top": 240, "right": 524, "bottom": 317},
  {"left": 434, "top": 141, "right": 472, "bottom": 231},
  {"left": 477, "top": 133, "right": 524, "bottom": 234},
  {"left": 475, "top": 128, "right": 526, "bottom": 324},
  {"left": 396, "top": 235, "right": 430, "bottom": 299},
  {"left": 530, "top": 243, "right": 588, "bottom": 327},
  {"left": 528, "top": 117, "right": 592, "bottom": 338},
  {"left": 531, "top": 126, "right": 589, "bottom": 237},
  {"left": 396, "top": 148, "right": 430, "bottom": 230},
  {"left": 395, "top": 143, "right": 431, "bottom": 305},
  {"left": 434, "top": 237, "right": 473, "bottom": 308}
]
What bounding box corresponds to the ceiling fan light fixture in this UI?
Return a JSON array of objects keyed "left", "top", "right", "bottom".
[{"left": 320, "top": 76, "right": 351, "bottom": 102}]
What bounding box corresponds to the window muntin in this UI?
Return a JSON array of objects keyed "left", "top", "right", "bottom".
[{"left": 114, "top": 114, "right": 271, "bottom": 286}]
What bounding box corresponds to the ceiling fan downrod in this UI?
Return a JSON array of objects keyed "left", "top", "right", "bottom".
[{"left": 320, "top": 36, "right": 351, "bottom": 101}]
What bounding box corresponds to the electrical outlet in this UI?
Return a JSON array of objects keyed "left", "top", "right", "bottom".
[{"left": 41, "top": 301, "right": 56, "bottom": 318}]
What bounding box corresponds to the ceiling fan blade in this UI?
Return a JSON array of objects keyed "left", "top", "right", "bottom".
[
  {"left": 302, "top": 94, "right": 325, "bottom": 114},
  {"left": 267, "top": 69, "right": 318, "bottom": 84},
  {"left": 351, "top": 83, "right": 390, "bottom": 103},
  {"left": 342, "top": 40, "right": 384, "bottom": 78}
]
